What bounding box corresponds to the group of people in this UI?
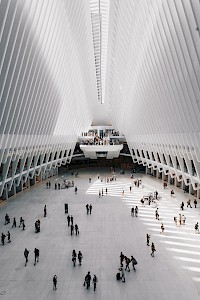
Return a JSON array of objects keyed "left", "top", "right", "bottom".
[
  {"left": 186, "top": 199, "right": 197, "bottom": 208},
  {"left": 2, "top": 214, "right": 11, "bottom": 245},
  {"left": 2, "top": 215, "right": 26, "bottom": 245},
  {"left": 97, "top": 174, "right": 116, "bottom": 183},
  {"left": 174, "top": 214, "right": 186, "bottom": 226},
  {"left": 146, "top": 234, "right": 156, "bottom": 256},
  {"left": 3, "top": 171, "right": 200, "bottom": 295},
  {"left": 131, "top": 206, "right": 138, "bottom": 217},
  {"left": 141, "top": 192, "right": 158, "bottom": 207},
  {"left": 24, "top": 247, "right": 39, "bottom": 266},
  {"left": 67, "top": 215, "right": 79, "bottom": 235},
  {"left": 86, "top": 204, "right": 92, "bottom": 214},
  {"left": 83, "top": 272, "right": 98, "bottom": 291},
  {"left": 46, "top": 181, "right": 51, "bottom": 189},
  {"left": 99, "top": 188, "right": 108, "bottom": 197},
  {"left": 72, "top": 249, "right": 83, "bottom": 266},
  {"left": 23, "top": 248, "right": 40, "bottom": 267},
  {"left": 117, "top": 252, "right": 138, "bottom": 283},
  {"left": 55, "top": 182, "right": 61, "bottom": 189},
  {"left": 133, "top": 179, "right": 142, "bottom": 188}
]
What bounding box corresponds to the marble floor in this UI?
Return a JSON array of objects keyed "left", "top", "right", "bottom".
[{"left": 0, "top": 168, "right": 200, "bottom": 300}]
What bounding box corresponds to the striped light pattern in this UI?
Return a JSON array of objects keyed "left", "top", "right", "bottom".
[{"left": 106, "top": 0, "right": 200, "bottom": 191}]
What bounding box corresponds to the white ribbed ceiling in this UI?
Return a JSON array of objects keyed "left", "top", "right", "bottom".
[
  {"left": 0, "top": 0, "right": 200, "bottom": 195},
  {"left": 106, "top": 0, "right": 200, "bottom": 145}
]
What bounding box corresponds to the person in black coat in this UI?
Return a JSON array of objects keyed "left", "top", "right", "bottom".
[
  {"left": 84, "top": 271, "right": 91, "bottom": 289},
  {"left": 12, "top": 217, "right": 16, "bottom": 228},
  {"left": 53, "top": 275, "right": 57, "bottom": 290},
  {"left": 34, "top": 248, "right": 39, "bottom": 265},
  {"left": 67, "top": 215, "right": 70, "bottom": 226},
  {"left": 44, "top": 205, "right": 47, "bottom": 217},
  {"left": 1, "top": 233, "right": 6, "bottom": 245},
  {"left": 24, "top": 248, "right": 29, "bottom": 266}
]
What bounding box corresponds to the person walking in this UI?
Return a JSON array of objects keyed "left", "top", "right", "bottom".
[
  {"left": 179, "top": 214, "right": 182, "bottom": 226},
  {"left": 120, "top": 252, "right": 124, "bottom": 267},
  {"left": 12, "top": 217, "right": 16, "bottom": 228},
  {"left": 84, "top": 271, "right": 91, "bottom": 289},
  {"left": 99, "top": 190, "right": 101, "bottom": 198},
  {"left": 5, "top": 214, "right": 10, "bottom": 225},
  {"left": 93, "top": 274, "right": 98, "bottom": 291},
  {"left": 78, "top": 251, "right": 83, "bottom": 265},
  {"left": 7, "top": 231, "right": 11, "bottom": 243},
  {"left": 46, "top": 182, "right": 49, "bottom": 189},
  {"left": 67, "top": 215, "right": 70, "bottom": 226},
  {"left": 130, "top": 256, "right": 137, "bottom": 270},
  {"left": 34, "top": 248, "right": 39, "bottom": 265},
  {"left": 194, "top": 199, "right": 197, "bottom": 208},
  {"left": 182, "top": 215, "right": 186, "bottom": 225},
  {"left": 48, "top": 181, "right": 51, "bottom": 188},
  {"left": 71, "top": 224, "right": 74, "bottom": 236},
  {"left": 124, "top": 256, "right": 130, "bottom": 272},
  {"left": 131, "top": 207, "right": 134, "bottom": 217},
  {"left": 151, "top": 243, "right": 156, "bottom": 257},
  {"left": 155, "top": 208, "right": 158, "bottom": 220},
  {"left": 180, "top": 201, "right": 184, "bottom": 210},
  {"left": 187, "top": 199, "right": 192, "bottom": 208},
  {"left": 75, "top": 224, "right": 79, "bottom": 235},
  {"left": 156, "top": 211, "right": 160, "bottom": 221},
  {"left": 22, "top": 220, "right": 25, "bottom": 230},
  {"left": 70, "top": 216, "right": 73, "bottom": 226},
  {"left": 135, "top": 206, "right": 138, "bottom": 217},
  {"left": 89, "top": 204, "right": 92, "bottom": 214},
  {"left": 106, "top": 188, "right": 108, "bottom": 195},
  {"left": 86, "top": 204, "right": 89, "bottom": 214},
  {"left": 44, "top": 205, "right": 47, "bottom": 217},
  {"left": 53, "top": 275, "right": 57, "bottom": 290},
  {"left": 1, "top": 233, "right": 6, "bottom": 245},
  {"left": 75, "top": 186, "right": 77, "bottom": 194},
  {"left": 146, "top": 234, "right": 150, "bottom": 246},
  {"left": 24, "top": 248, "right": 29, "bottom": 266},
  {"left": 72, "top": 250, "right": 77, "bottom": 266},
  {"left": 195, "top": 222, "right": 199, "bottom": 234},
  {"left": 160, "top": 223, "right": 165, "bottom": 234},
  {"left": 19, "top": 217, "right": 23, "bottom": 227}
]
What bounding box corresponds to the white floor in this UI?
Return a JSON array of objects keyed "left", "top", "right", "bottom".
[{"left": 0, "top": 168, "right": 200, "bottom": 300}]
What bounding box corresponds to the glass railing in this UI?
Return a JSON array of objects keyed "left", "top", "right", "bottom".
[{"left": 80, "top": 140, "right": 123, "bottom": 145}]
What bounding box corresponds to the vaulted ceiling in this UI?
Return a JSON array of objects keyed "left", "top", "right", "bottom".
[{"left": 0, "top": 0, "right": 200, "bottom": 195}]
